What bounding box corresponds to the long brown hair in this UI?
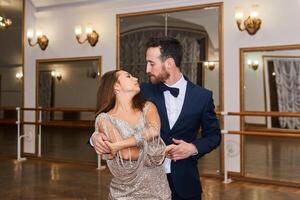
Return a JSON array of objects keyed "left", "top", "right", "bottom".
[{"left": 95, "top": 70, "right": 145, "bottom": 117}]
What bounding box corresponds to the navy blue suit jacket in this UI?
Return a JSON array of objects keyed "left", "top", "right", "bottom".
[{"left": 141, "top": 78, "right": 221, "bottom": 198}]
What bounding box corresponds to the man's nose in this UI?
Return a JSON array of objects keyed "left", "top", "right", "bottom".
[{"left": 146, "top": 64, "right": 151, "bottom": 74}]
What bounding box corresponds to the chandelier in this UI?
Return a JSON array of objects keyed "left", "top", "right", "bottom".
[{"left": 0, "top": 15, "right": 12, "bottom": 29}]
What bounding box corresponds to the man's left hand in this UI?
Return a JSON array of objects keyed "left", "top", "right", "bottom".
[{"left": 168, "top": 138, "right": 198, "bottom": 161}]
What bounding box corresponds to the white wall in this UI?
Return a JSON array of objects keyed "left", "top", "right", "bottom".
[{"left": 24, "top": 0, "right": 300, "bottom": 172}]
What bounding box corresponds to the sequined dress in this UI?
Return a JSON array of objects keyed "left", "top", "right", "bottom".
[{"left": 95, "top": 105, "right": 171, "bottom": 200}]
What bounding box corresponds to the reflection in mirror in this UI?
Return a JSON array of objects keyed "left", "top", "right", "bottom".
[
  {"left": 118, "top": 5, "right": 221, "bottom": 109},
  {"left": 243, "top": 47, "right": 300, "bottom": 130},
  {"left": 242, "top": 45, "right": 300, "bottom": 184},
  {"left": 37, "top": 57, "right": 101, "bottom": 121},
  {"left": 0, "top": 0, "right": 23, "bottom": 156},
  {"left": 118, "top": 3, "right": 223, "bottom": 175},
  {"left": 37, "top": 57, "right": 101, "bottom": 162}
]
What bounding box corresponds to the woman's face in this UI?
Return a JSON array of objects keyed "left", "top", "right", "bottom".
[{"left": 115, "top": 70, "right": 140, "bottom": 94}]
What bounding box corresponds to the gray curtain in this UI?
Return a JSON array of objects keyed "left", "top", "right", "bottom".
[
  {"left": 120, "top": 27, "right": 207, "bottom": 84},
  {"left": 274, "top": 59, "right": 300, "bottom": 129},
  {"left": 39, "top": 71, "right": 54, "bottom": 120}
]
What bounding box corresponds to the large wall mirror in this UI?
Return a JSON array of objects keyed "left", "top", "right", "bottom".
[
  {"left": 117, "top": 3, "right": 223, "bottom": 175},
  {"left": 241, "top": 45, "right": 300, "bottom": 130},
  {"left": 0, "top": 0, "right": 24, "bottom": 156},
  {"left": 241, "top": 45, "right": 300, "bottom": 184},
  {"left": 36, "top": 57, "right": 101, "bottom": 162}
]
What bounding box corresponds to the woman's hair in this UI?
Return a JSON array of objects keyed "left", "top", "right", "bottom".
[{"left": 95, "top": 69, "right": 146, "bottom": 116}]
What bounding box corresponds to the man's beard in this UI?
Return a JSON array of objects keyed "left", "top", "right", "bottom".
[{"left": 147, "top": 66, "right": 170, "bottom": 84}]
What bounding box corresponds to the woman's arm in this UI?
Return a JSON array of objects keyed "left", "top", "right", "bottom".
[{"left": 98, "top": 102, "right": 161, "bottom": 160}]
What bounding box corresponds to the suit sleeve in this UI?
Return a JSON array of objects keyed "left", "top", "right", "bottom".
[{"left": 191, "top": 92, "right": 221, "bottom": 160}]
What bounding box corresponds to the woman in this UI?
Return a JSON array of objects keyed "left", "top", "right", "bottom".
[{"left": 95, "top": 69, "right": 173, "bottom": 200}]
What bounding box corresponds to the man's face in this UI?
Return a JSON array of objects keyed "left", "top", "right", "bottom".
[{"left": 146, "top": 47, "right": 170, "bottom": 84}]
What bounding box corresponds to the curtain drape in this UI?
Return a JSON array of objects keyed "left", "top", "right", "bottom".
[
  {"left": 273, "top": 59, "right": 300, "bottom": 129},
  {"left": 39, "top": 71, "right": 54, "bottom": 120}
]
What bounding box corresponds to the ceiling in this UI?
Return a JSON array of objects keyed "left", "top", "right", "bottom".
[{"left": 30, "top": 0, "right": 110, "bottom": 8}]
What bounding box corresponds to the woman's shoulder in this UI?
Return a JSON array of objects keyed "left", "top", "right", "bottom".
[
  {"left": 143, "top": 101, "right": 157, "bottom": 113},
  {"left": 95, "top": 112, "right": 110, "bottom": 123}
]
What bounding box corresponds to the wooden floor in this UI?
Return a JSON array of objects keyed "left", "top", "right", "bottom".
[{"left": 1, "top": 158, "right": 300, "bottom": 200}]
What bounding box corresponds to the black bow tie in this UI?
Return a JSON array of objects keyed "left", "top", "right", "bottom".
[{"left": 159, "top": 84, "right": 179, "bottom": 97}]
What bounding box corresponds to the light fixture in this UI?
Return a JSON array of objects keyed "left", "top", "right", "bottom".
[
  {"left": 203, "top": 61, "right": 216, "bottom": 71},
  {"left": 16, "top": 72, "right": 23, "bottom": 80},
  {"left": 75, "top": 25, "right": 99, "bottom": 46},
  {"left": 0, "top": 15, "right": 12, "bottom": 29},
  {"left": 51, "top": 71, "right": 62, "bottom": 81},
  {"left": 86, "top": 68, "right": 100, "bottom": 79},
  {"left": 235, "top": 4, "right": 262, "bottom": 35},
  {"left": 247, "top": 59, "right": 259, "bottom": 70},
  {"left": 27, "top": 29, "right": 49, "bottom": 50}
]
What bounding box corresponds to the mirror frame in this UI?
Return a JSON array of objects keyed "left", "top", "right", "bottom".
[
  {"left": 240, "top": 44, "right": 300, "bottom": 126},
  {"left": 239, "top": 44, "right": 300, "bottom": 177},
  {"left": 116, "top": 2, "right": 224, "bottom": 174},
  {"left": 116, "top": 2, "right": 223, "bottom": 110}
]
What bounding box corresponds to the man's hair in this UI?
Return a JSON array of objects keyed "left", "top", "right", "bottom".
[{"left": 146, "top": 37, "right": 183, "bottom": 69}]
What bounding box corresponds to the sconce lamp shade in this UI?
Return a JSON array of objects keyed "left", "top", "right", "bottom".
[
  {"left": 75, "top": 25, "right": 99, "bottom": 47},
  {"left": 27, "top": 29, "right": 49, "bottom": 50},
  {"left": 235, "top": 4, "right": 262, "bottom": 35}
]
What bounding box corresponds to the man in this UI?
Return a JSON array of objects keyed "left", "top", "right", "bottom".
[{"left": 91, "top": 37, "right": 221, "bottom": 200}]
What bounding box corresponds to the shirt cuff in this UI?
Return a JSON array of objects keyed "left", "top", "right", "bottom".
[
  {"left": 89, "top": 137, "right": 94, "bottom": 147},
  {"left": 191, "top": 144, "right": 198, "bottom": 156}
]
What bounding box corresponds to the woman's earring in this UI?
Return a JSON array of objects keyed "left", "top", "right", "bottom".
[{"left": 114, "top": 90, "right": 119, "bottom": 95}]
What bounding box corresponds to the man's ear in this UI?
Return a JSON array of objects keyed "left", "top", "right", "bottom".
[{"left": 165, "top": 58, "right": 176, "bottom": 70}]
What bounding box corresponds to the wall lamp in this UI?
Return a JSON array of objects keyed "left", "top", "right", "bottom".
[
  {"left": 203, "top": 61, "right": 216, "bottom": 71},
  {"left": 0, "top": 15, "right": 12, "bottom": 29},
  {"left": 27, "top": 29, "right": 49, "bottom": 50},
  {"left": 235, "top": 4, "right": 262, "bottom": 35},
  {"left": 51, "top": 71, "right": 62, "bottom": 81},
  {"left": 247, "top": 59, "right": 259, "bottom": 70},
  {"left": 16, "top": 72, "right": 23, "bottom": 80},
  {"left": 75, "top": 25, "right": 99, "bottom": 47}
]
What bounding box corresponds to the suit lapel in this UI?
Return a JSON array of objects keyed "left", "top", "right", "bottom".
[{"left": 154, "top": 84, "right": 171, "bottom": 132}]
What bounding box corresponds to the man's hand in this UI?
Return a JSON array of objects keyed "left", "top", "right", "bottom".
[
  {"left": 91, "top": 131, "right": 111, "bottom": 155},
  {"left": 168, "top": 138, "right": 198, "bottom": 161}
]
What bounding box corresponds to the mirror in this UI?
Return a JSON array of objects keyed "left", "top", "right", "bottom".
[
  {"left": 241, "top": 45, "right": 300, "bottom": 130},
  {"left": 0, "top": 0, "right": 23, "bottom": 157},
  {"left": 36, "top": 57, "right": 101, "bottom": 162},
  {"left": 37, "top": 57, "right": 101, "bottom": 121},
  {"left": 241, "top": 45, "right": 300, "bottom": 183},
  {"left": 117, "top": 3, "right": 223, "bottom": 175},
  {"left": 117, "top": 3, "right": 222, "bottom": 110},
  {"left": 0, "top": 0, "right": 23, "bottom": 118}
]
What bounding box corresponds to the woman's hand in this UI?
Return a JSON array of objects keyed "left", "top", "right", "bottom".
[
  {"left": 104, "top": 141, "right": 119, "bottom": 159},
  {"left": 165, "top": 144, "right": 176, "bottom": 157}
]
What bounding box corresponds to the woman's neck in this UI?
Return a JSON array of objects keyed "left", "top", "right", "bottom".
[{"left": 112, "top": 95, "right": 135, "bottom": 114}]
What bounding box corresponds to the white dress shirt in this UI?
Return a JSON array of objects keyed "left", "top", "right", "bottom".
[{"left": 162, "top": 74, "right": 187, "bottom": 173}]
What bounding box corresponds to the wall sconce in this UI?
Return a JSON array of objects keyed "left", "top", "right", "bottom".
[
  {"left": 235, "top": 4, "right": 262, "bottom": 35},
  {"left": 203, "top": 61, "right": 216, "bottom": 71},
  {"left": 247, "top": 59, "right": 259, "bottom": 70},
  {"left": 51, "top": 71, "right": 62, "bottom": 81},
  {"left": 0, "top": 15, "right": 12, "bottom": 29},
  {"left": 86, "top": 68, "right": 100, "bottom": 79},
  {"left": 75, "top": 25, "right": 99, "bottom": 47},
  {"left": 27, "top": 29, "right": 49, "bottom": 50},
  {"left": 16, "top": 72, "right": 23, "bottom": 80}
]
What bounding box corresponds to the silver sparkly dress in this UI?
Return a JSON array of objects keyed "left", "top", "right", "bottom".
[{"left": 95, "top": 105, "right": 171, "bottom": 200}]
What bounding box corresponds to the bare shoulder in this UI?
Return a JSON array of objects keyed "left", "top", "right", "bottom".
[
  {"left": 144, "top": 101, "right": 158, "bottom": 113},
  {"left": 145, "top": 101, "right": 157, "bottom": 109}
]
